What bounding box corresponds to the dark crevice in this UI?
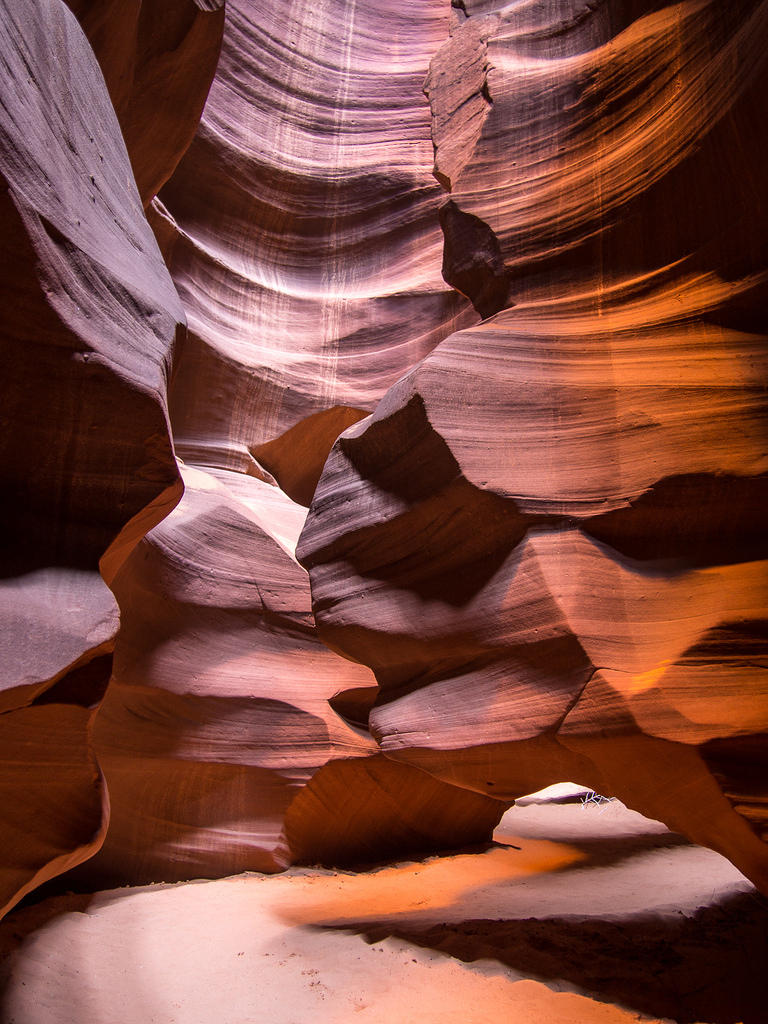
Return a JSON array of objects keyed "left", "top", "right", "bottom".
[
  {"left": 700, "top": 730, "right": 768, "bottom": 842},
  {"left": 338, "top": 394, "right": 461, "bottom": 504},
  {"left": 33, "top": 653, "right": 113, "bottom": 710},
  {"left": 328, "top": 685, "right": 378, "bottom": 732},
  {"left": 439, "top": 200, "right": 514, "bottom": 318},
  {"left": 581, "top": 472, "right": 768, "bottom": 566}
]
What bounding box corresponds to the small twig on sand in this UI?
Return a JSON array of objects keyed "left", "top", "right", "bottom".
[{"left": 580, "top": 789, "right": 616, "bottom": 812}]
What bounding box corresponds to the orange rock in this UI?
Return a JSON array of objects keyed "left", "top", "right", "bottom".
[
  {"left": 299, "top": 0, "right": 768, "bottom": 893},
  {"left": 0, "top": 0, "right": 183, "bottom": 915}
]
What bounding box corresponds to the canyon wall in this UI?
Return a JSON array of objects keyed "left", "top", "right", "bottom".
[
  {"left": 0, "top": 0, "right": 183, "bottom": 916},
  {"left": 1, "top": 0, "right": 766, "bottom": 914}
]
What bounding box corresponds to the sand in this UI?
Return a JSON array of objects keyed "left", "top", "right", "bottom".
[{"left": 1, "top": 785, "right": 766, "bottom": 1024}]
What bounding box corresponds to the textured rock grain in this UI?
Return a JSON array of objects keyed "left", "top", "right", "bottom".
[
  {"left": 299, "top": 0, "right": 768, "bottom": 894},
  {"left": 2, "top": 0, "right": 767, "bottom": 908},
  {"left": 0, "top": 0, "right": 182, "bottom": 916},
  {"left": 156, "top": 0, "right": 478, "bottom": 489},
  {"left": 65, "top": 0, "right": 225, "bottom": 206},
  {"left": 77, "top": 464, "right": 502, "bottom": 884}
]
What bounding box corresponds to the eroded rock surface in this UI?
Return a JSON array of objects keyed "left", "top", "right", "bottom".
[
  {"left": 299, "top": 0, "right": 768, "bottom": 894},
  {"left": 65, "top": 0, "right": 225, "bottom": 206},
  {"left": 2, "top": 0, "right": 767, "bottom": 911},
  {"left": 0, "top": 0, "right": 183, "bottom": 916},
  {"left": 155, "top": 0, "right": 477, "bottom": 483},
  {"left": 82, "top": 463, "right": 374, "bottom": 883},
  {"left": 423, "top": 11, "right": 496, "bottom": 191},
  {"left": 76, "top": 464, "right": 501, "bottom": 885},
  {"left": 62, "top": 0, "right": 505, "bottom": 886}
]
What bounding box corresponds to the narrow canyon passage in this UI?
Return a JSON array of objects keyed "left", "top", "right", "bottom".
[{"left": 1, "top": 1, "right": 767, "bottom": 1021}]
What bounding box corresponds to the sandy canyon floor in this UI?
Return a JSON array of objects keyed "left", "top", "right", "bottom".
[{"left": 1, "top": 786, "right": 766, "bottom": 1024}]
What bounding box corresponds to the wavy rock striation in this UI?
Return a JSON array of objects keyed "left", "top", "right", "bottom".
[
  {"left": 69, "top": 0, "right": 505, "bottom": 885},
  {"left": 3, "top": 0, "right": 767, "bottom": 907},
  {"left": 154, "top": 0, "right": 477, "bottom": 487},
  {"left": 0, "top": 0, "right": 183, "bottom": 916},
  {"left": 300, "top": 0, "right": 768, "bottom": 894},
  {"left": 86, "top": 462, "right": 376, "bottom": 883},
  {"left": 76, "top": 463, "right": 501, "bottom": 885}
]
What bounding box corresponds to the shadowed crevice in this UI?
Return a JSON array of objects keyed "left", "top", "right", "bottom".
[
  {"left": 252, "top": 405, "right": 369, "bottom": 507},
  {"left": 33, "top": 654, "right": 113, "bottom": 710},
  {"left": 328, "top": 685, "right": 379, "bottom": 732},
  {"left": 439, "top": 200, "right": 514, "bottom": 318},
  {"left": 701, "top": 730, "right": 768, "bottom": 844}
]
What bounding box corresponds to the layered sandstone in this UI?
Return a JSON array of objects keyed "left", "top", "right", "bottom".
[
  {"left": 154, "top": 0, "right": 478, "bottom": 484},
  {"left": 54, "top": 0, "right": 506, "bottom": 887},
  {"left": 0, "top": 0, "right": 183, "bottom": 916},
  {"left": 299, "top": 0, "right": 768, "bottom": 893},
  {"left": 1, "top": 0, "right": 767, "bottom": 916},
  {"left": 76, "top": 460, "right": 501, "bottom": 885}
]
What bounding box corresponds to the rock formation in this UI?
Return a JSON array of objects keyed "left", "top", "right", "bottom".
[
  {"left": 61, "top": 0, "right": 504, "bottom": 887},
  {"left": 298, "top": 0, "right": 768, "bottom": 892},
  {"left": 79, "top": 463, "right": 500, "bottom": 885},
  {"left": 154, "top": 0, "right": 478, "bottom": 475},
  {"left": 1, "top": 0, "right": 767, "bottom": 917},
  {"left": 64, "top": 0, "right": 226, "bottom": 207},
  {"left": 0, "top": 0, "right": 183, "bottom": 916}
]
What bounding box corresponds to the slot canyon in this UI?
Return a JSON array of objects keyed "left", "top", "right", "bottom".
[{"left": 0, "top": 1, "right": 767, "bottom": 1021}]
